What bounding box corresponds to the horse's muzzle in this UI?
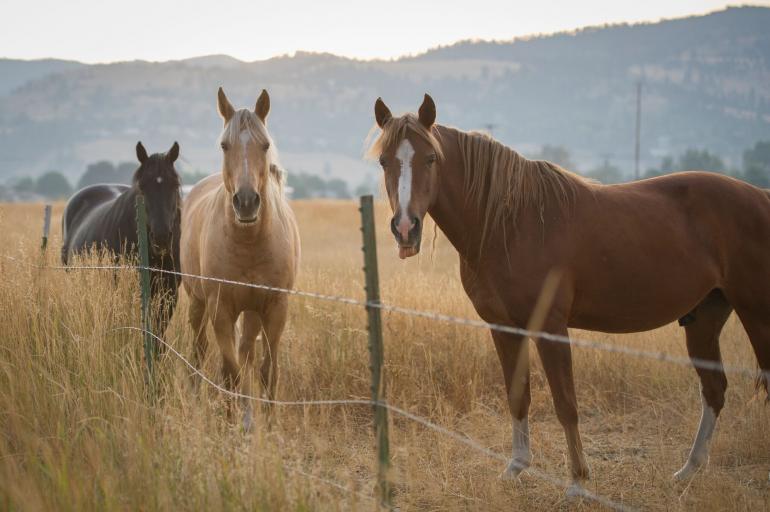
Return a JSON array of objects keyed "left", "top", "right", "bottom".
[
  {"left": 391, "top": 214, "right": 421, "bottom": 259},
  {"left": 233, "top": 189, "right": 261, "bottom": 223},
  {"left": 149, "top": 230, "right": 173, "bottom": 256}
]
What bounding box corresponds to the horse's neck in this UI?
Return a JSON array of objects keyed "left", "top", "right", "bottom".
[
  {"left": 428, "top": 125, "right": 486, "bottom": 259},
  {"left": 108, "top": 187, "right": 138, "bottom": 239}
]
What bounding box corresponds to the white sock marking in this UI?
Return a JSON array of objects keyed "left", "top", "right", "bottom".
[
  {"left": 688, "top": 395, "right": 717, "bottom": 465},
  {"left": 675, "top": 393, "right": 717, "bottom": 479},
  {"left": 501, "top": 417, "right": 531, "bottom": 479},
  {"left": 395, "top": 138, "right": 414, "bottom": 227},
  {"left": 512, "top": 417, "right": 531, "bottom": 462}
]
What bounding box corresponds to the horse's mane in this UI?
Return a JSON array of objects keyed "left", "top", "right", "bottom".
[
  {"left": 366, "top": 113, "right": 589, "bottom": 246},
  {"left": 218, "top": 109, "right": 291, "bottom": 227},
  {"left": 367, "top": 114, "right": 587, "bottom": 246},
  {"left": 457, "top": 129, "right": 587, "bottom": 245}
]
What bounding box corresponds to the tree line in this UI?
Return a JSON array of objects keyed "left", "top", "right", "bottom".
[
  {"left": 3, "top": 139, "right": 770, "bottom": 201},
  {"left": 576, "top": 141, "right": 770, "bottom": 186}
]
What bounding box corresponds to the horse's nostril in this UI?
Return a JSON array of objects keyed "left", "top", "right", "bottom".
[{"left": 412, "top": 216, "right": 420, "bottom": 230}]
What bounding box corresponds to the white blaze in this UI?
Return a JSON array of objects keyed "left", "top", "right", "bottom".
[
  {"left": 395, "top": 138, "right": 415, "bottom": 230},
  {"left": 239, "top": 131, "right": 251, "bottom": 188}
]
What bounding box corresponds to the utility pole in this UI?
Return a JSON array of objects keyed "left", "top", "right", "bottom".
[{"left": 634, "top": 81, "right": 642, "bottom": 180}]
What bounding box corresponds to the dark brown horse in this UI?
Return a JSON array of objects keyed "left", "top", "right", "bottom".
[
  {"left": 369, "top": 94, "right": 770, "bottom": 489},
  {"left": 62, "top": 141, "right": 182, "bottom": 336}
]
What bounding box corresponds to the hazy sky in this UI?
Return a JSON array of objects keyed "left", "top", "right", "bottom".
[{"left": 1, "top": 1, "right": 766, "bottom": 63}]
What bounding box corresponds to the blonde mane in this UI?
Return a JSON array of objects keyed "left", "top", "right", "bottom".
[
  {"left": 218, "top": 109, "right": 291, "bottom": 227},
  {"left": 368, "top": 115, "right": 586, "bottom": 246}
]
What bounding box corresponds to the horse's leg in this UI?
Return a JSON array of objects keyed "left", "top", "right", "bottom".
[
  {"left": 260, "top": 297, "right": 288, "bottom": 411},
  {"left": 151, "top": 286, "right": 178, "bottom": 353},
  {"left": 211, "top": 307, "right": 240, "bottom": 422},
  {"left": 188, "top": 295, "right": 209, "bottom": 389},
  {"left": 674, "top": 290, "right": 732, "bottom": 480},
  {"left": 238, "top": 310, "right": 262, "bottom": 432},
  {"left": 492, "top": 331, "right": 532, "bottom": 480},
  {"left": 157, "top": 275, "right": 179, "bottom": 338},
  {"left": 534, "top": 326, "right": 589, "bottom": 486},
  {"left": 731, "top": 306, "right": 770, "bottom": 403}
]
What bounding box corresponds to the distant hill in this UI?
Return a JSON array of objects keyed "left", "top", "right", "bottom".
[
  {"left": 0, "top": 58, "right": 85, "bottom": 96},
  {"left": 1, "top": 6, "right": 769, "bottom": 186}
]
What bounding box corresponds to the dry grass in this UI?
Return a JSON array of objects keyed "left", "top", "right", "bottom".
[{"left": 0, "top": 200, "right": 768, "bottom": 511}]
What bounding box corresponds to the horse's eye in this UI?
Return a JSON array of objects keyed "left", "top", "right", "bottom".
[
  {"left": 379, "top": 156, "right": 387, "bottom": 167},
  {"left": 263, "top": 142, "right": 270, "bottom": 152},
  {"left": 221, "top": 142, "right": 228, "bottom": 151},
  {"left": 426, "top": 154, "right": 436, "bottom": 165}
]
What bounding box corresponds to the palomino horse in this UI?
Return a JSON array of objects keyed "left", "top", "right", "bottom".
[
  {"left": 181, "top": 88, "right": 299, "bottom": 429},
  {"left": 62, "top": 141, "right": 182, "bottom": 336},
  {"left": 369, "top": 94, "right": 770, "bottom": 487}
]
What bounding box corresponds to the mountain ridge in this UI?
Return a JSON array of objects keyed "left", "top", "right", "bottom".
[{"left": 1, "top": 6, "right": 768, "bottom": 185}]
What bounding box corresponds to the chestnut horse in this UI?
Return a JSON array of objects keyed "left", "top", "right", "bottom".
[
  {"left": 369, "top": 94, "right": 770, "bottom": 487},
  {"left": 181, "top": 88, "right": 299, "bottom": 430}
]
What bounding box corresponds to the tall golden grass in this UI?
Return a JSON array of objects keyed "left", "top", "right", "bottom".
[{"left": 0, "top": 200, "right": 768, "bottom": 511}]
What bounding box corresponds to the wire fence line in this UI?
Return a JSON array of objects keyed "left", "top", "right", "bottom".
[
  {"left": 7, "top": 250, "right": 758, "bottom": 510},
  {"left": 4, "top": 254, "right": 767, "bottom": 382},
  {"left": 110, "top": 326, "right": 632, "bottom": 512}
]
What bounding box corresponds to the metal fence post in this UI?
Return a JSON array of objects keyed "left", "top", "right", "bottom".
[
  {"left": 135, "top": 195, "right": 156, "bottom": 386},
  {"left": 41, "top": 204, "right": 52, "bottom": 251},
  {"left": 359, "top": 195, "right": 392, "bottom": 509}
]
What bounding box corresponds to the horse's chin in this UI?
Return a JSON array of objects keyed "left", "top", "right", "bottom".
[
  {"left": 398, "top": 245, "right": 420, "bottom": 259},
  {"left": 235, "top": 213, "right": 260, "bottom": 226}
]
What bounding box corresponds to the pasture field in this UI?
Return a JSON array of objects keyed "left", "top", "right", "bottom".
[{"left": 0, "top": 200, "right": 768, "bottom": 511}]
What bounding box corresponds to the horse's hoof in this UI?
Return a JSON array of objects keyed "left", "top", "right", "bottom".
[
  {"left": 673, "top": 464, "right": 695, "bottom": 481},
  {"left": 499, "top": 457, "right": 530, "bottom": 480},
  {"left": 673, "top": 457, "right": 707, "bottom": 481}
]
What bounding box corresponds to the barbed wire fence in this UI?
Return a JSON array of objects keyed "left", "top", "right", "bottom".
[
  {"left": 3, "top": 199, "right": 768, "bottom": 511},
  {"left": 7, "top": 252, "right": 765, "bottom": 381}
]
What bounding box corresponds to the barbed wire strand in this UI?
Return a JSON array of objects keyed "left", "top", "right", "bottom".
[
  {"left": 110, "top": 325, "right": 633, "bottom": 511},
  {"left": 7, "top": 254, "right": 763, "bottom": 382}
]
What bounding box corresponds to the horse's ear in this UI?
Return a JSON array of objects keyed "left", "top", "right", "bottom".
[
  {"left": 217, "top": 87, "right": 235, "bottom": 122},
  {"left": 136, "top": 141, "right": 149, "bottom": 164},
  {"left": 418, "top": 93, "right": 436, "bottom": 129},
  {"left": 374, "top": 97, "right": 392, "bottom": 128},
  {"left": 255, "top": 89, "right": 270, "bottom": 123},
  {"left": 166, "top": 141, "right": 179, "bottom": 163}
]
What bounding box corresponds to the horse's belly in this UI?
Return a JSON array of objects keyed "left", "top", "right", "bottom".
[{"left": 568, "top": 278, "right": 714, "bottom": 333}]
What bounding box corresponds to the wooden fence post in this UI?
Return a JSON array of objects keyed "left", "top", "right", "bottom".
[
  {"left": 41, "top": 204, "right": 52, "bottom": 252},
  {"left": 359, "top": 195, "right": 392, "bottom": 509},
  {"left": 135, "top": 195, "right": 156, "bottom": 387}
]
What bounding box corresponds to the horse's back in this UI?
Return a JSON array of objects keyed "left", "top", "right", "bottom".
[
  {"left": 62, "top": 184, "right": 129, "bottom": 262},
  {"left": 563, "top": 171, "right": 770, "bottom": 331},
  {"left": 631, "top": 171, "right": 770, "bottom": 239}
]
